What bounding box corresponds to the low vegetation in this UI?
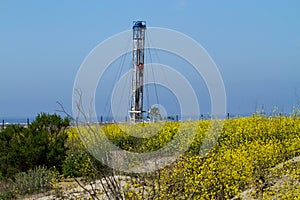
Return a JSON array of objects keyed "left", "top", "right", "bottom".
[{"left": 0, "top": 112, "right": 299, "bottom": 199}]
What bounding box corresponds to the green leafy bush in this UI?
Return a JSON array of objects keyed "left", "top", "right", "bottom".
[
  {"left": 0, "top": 178, "right": 15, "bottom": 200},
  {"left": 62, "top": 151, "right": 93, "bottom": 177},
  {"left": 0, "top": 113, "right": 70, "bottom": 178},
  {"left": 13, "top": 166, "right": 53, "bottom": 195}
]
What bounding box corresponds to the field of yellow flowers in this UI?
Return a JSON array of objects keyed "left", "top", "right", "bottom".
[{"left": 68, "top": 114, "right": 300, "bottom": 199}]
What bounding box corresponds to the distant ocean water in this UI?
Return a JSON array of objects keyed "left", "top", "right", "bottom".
[{"left": 1, "top": 117, "right": 35, "bottom": 125}]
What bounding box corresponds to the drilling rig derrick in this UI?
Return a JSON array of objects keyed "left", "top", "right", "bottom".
[{"left": 129, "top": 21, "right": 146, "bottom": 123}]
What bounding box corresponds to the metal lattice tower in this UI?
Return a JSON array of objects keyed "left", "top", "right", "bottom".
[{"left": 129, "top": 21, "right": 146, "bottom": 123}]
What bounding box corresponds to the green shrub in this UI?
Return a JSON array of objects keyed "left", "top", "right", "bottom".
[
  {"left": 0, "top": 191, "right": 15, "bottom": 200},
  {"left": 62, "top": 151, "right": 93, "bottom": 177},
  {"left": 13, "top": 166, "right": 53, "bottom": 195},
  {"left": 0, "top": 113, "right": 70, "bottom": 178},
  {"left": 0, "top": 178, "right": 15, "bottom": 200}
]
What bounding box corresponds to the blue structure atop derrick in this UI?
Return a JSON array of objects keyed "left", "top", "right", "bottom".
[{"left": 133, "top": 21, "right": 146, "bottom": 29}]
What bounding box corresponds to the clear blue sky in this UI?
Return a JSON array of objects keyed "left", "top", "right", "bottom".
[{"left": 1, "top": 0, "right": 300, "bottom": 119}]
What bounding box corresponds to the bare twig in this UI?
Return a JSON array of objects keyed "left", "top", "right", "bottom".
[
  {"left": 74, "top": 177, "right": 98, "bottom": 200},
  {"left": 55, "top": 101, "right": 74, "bottom": 121}
]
